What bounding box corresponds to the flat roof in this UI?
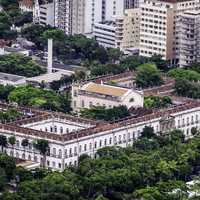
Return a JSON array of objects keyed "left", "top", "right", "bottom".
[
  {"left": 83, "top": 82, "right": 129, "bottom": 97},
  {"left": 4, "top": 47, "right": 27, "bottom": 52},
  {"left": 27, "top": 71, "right": 73, "bottom": 83},
  {"left": 0, "top": 72, "right": 25, "bottom": 82}
]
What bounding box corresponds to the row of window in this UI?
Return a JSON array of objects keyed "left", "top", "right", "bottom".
[{"left": 177, "top": 115, "right": 199, "bottom": 128}]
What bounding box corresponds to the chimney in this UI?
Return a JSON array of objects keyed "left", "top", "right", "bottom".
[{"left": 47, "top": 38, "right": 53, "bottom": 74}]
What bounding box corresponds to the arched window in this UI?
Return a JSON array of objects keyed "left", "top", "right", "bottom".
[
  {"left": 22, "top": 153, "right": 25, "bottom": 160},
  {"left": 109, "top": 137, "right": 112, "bottom": 144},
  {"left": 114, "top": 136, "right": 117, "bottom": 144},
  {"left": 65, "top": 149, "right": 68, "bottom": 158},
  {"left": 84, "top": 144, "right": 87, "bottom": 151},
  {"left": 54, "top": 126, "right": 57, "bottom": 132},
  {"left": 127, "top": 133, "right": 130, "bottom": 141},
  {"left": 99, "top": 140, "right": 102, "bottom": 147},
  {"left": 187, "top": 117, "right": 190, "bottom": 125},
  {"left": 50, "top": 126, "right": 53, "bottom": 132},
  {"left": 104, "top": 139, "right": 107, "bottom": 146},
  {"left": 123, "top": 134, "right": 126, "bottom": 142},
  {"left": 74, "top": 146, "right": 77, "bottom": 155},
  {"left": 45, "top": 127, "right": 48, "bottom": 132},
  {"left": 53, "top": 148, "right": 56, "bottom": 156},
  {"left": 60, "top": 127, "right": 63, "bottom": 134},
  {"left": 69, "top": 148, "right": 72, "bottom": 156},
  {"left": 79, "top": 145, "right": 82, "bottom": 153},
  {"left": 58, "top": 149, "right": 62, "bottom": 158},
  {"left": 196, "top": 115, "right": 199, "bottom": 123},
  {"left": 94, "top": 141, "right": 97, "bottom": 148},
  {"left": 119, "top": 135, "right": 122, "bottom": 143},
  {"left": 191, "top": 116, "right": 194, "bottom": 124},
  {"left": 89, "top": 143, "right": 92, "bottom": 150}
]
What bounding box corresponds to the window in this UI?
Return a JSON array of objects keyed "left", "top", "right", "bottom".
[
  {"left": 196, "top": 115, "right": 199, "bottom": 123},
  {"left": 114, "top": 136, "right": 117, "bottom": 144},
  {"left": 94, "top": 141, "right": 97, "bottom": 148},
  {"left": 60, "top": 127, "right": 63, "bottom": 134},
  {"left": 53, "top": 148, "right": 56, "bottom": 156},
  {"left": 99, "top": 140, "right": 102, "bottom": 147},
  {"left": 74, "top": 147, "right": 77, "bottom": 155},
  {"left": 84, "top": 144, "right": 87, "bottom": 151},
  {"left": 16, "top": 140, "right": 20, "bottom": 147},
  {"left": 58, "top": 149, "right": 62, "bottom": 158},
  {"left": 79, "top": 145, "right": 82, "bottom": 153},
  {"left": 109, "top": 137, "right": 112, "bottom": 144},
  {"left": 65, "top": 149, "right": 68, "bottom": 158},
  {"left": 82, "top": 100, "right": 85, "bottom": 107},
  {"left": 89, "top": 143, "right": 92, "bottom": 150},
  {"left": 104, "top": 139, "right": 107, "bottom": 146},
  {"left": 54, "top": 126, "right": 57, "bottom": 133},
  {"left": 69, "top": 148, "right": 72, "bottom": 156},
  {"left": 119, "top": 135, "right": 122, "bottom": 144}
]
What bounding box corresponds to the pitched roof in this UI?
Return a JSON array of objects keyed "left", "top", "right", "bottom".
[{"left": 84, "top": 82, "right": 129, "bottom": 97}]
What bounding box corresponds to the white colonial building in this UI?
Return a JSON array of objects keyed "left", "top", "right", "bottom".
[{"left": 0, "top": 100, "right": 200, "bottom": 171}]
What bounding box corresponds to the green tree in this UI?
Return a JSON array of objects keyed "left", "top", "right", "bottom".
[
  {"left": 8, "top": 136, "right": 16, "bottom": 156},
  {"left": 0, "top": 167, "right": 6, "bottom": 191},
  {"left": 34, "top": 139, "right": 49, "bottom": 168},
  {"left": 136, "top": 63, "right": 163, "bottom": 88},
  {"left": 21, "top": 138, "right": 29, "bottom": 154},
  {"left": 0, "top": 54, "right": 46, "bottom": 77},
  {"left": 0, "top": 135, "right": 7, "bottom": 152},
  {"left": 0, "top": 153, "right": 16, "bottom": 180}
]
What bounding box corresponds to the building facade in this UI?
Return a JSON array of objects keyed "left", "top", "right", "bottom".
[
  {"left": 178, "top": 10, "right": 200, "bottom": 67},
  {"left": 71, "top": 81, "right": 144, "bottom": 112},
  {"left": 0, "top": 101, "right": 200, "bottom": 171},
  {"left": 93, "top": 8, "right": 140, "bottom": 50},
  {"left": 139, "top": 0, "right": 200, "bottom": 63}
]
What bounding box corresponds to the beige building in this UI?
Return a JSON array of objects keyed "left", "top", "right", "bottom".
[
  {"left": 72, "top": 81, "right": 144, "bottom": 112},
  {"left": 116, "top": 8, "right": 140, "bottom": 50},
  {"left": 93, "top": 8, "right": 140, "bottom": 51},
  {"left": 139, "top": 0, "right": 200, "bottom": 63}
]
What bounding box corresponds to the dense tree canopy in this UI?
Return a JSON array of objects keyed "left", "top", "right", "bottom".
[
  {"left": 168, "top": 68, "right": 200, "bottom": 82},
  {"left": 80, "top": 105, "right": 130, "bottom": 121},
  {"left": 8, "top": 85, "right": 71, "bottom": 112},
  {"left": 136, "top": 63, "right": 164, "bottom": 88},
  {"left": 1, "top": 128, "right": 200, "bottom": 199},
  {"left": 0, "top": 54, "right": 46, "bottom": 77},
  {"left": 174, "top": 78, "right": 200, "bottom": 99},
  {"left": 144, "top": 96, "right": 172, "bottom": 109}
]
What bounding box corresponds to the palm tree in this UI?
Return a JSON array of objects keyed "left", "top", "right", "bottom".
[
  {"left": 21, "top": 138, "right": 29, "bottom": 156},
  {"left": 0, "top": 135, "right": 7, "bottom": 152},
  {"left": 8, "top": 136, "right": 16, "bottom": 156},
  {"left": 34, "top": 139, "right": 49, "bottom": 168}
]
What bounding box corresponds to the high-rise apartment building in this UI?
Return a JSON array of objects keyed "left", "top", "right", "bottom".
[
  {"left": 54, "top": 0, "right": 73, "bottom": 34},
  {"left": 53, "top": 0, "right": 131, "bottom": 35},
  {"left": 139, "top": 0, "right": 200, "bottom": 63},
  {"left": 116, "top": 8, "right": 140, "bottom": 50},
  {"left": 178, "top": 10, "right": 200, "bottom": 67},
  {"left": 93, "top": 8, "right": 140, "bottom": 50}
]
